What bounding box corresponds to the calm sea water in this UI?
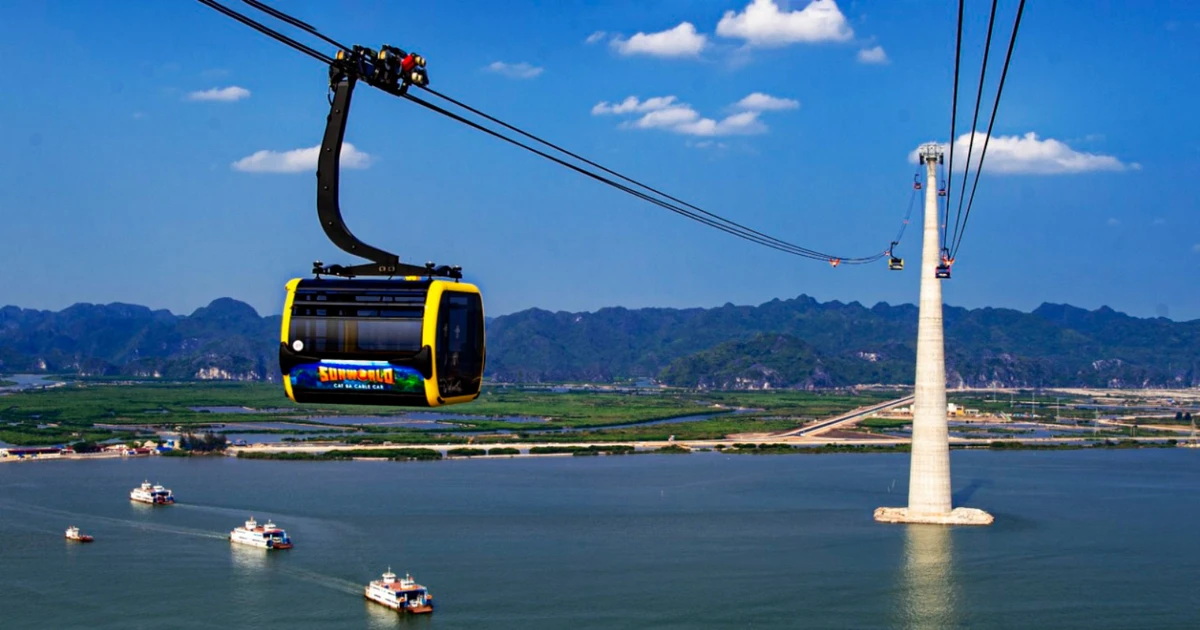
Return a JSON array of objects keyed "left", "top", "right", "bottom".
[{"left": 1, "top": 450, "right": 1197, "bottom": 629}]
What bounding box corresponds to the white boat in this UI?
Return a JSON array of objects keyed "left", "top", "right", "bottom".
[
  {"left": 130, "top": 480, "right": 175, "bottom": 505},
  {"left": 65, "top": 525, "right": 94, "bottom": 542},
  {"left": 364, "top": 569, "right": 434, "bottom": 614},
  {"left": 229, "top": 516, "right": 293, "bottom": 550}
]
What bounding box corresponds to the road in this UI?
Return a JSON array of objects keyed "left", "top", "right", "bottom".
[{"left": 771, "top": 394, "right": 915, "bottom": 438}]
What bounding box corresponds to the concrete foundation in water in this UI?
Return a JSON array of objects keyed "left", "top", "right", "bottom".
[{"left": 873, "top": 506, "right": 995, "bottom": 526}]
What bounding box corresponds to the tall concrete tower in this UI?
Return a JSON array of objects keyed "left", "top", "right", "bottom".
[{"left": 875, "top": 143, "right": 993, "bottom": 526}]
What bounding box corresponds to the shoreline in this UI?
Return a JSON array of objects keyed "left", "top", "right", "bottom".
[{"left": 9, "top": 435, "right": 1186, "bottom": 465}]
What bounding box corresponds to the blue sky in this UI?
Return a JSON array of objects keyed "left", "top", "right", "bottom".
[{"left": 1, "top": 1, "right": 1197, "bottom": 320}]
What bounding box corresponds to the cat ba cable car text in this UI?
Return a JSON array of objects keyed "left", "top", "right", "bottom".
[{"left": 279, "top": 46, "right": 485, "bottom": 407}]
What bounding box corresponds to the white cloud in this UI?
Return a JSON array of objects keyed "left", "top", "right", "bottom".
[
  {"left": 585, "top": 31, "right": 607, "bottom": 44},
  {"left": 591, "top": 96, "right": 679, "bottom": 115},
  {"left": 132, "top": 111, "right": 145, "bottom": 120},
  {"left": 186, "top": 86, "right": 251, "bottom": 102},
  {"left": 1106, "top": 218, "right": 1121, "bottom": 227},
  {"left": 717, "top": 0, "right": 853, "bottom": 47},
  {"left": 612, "top": 22, "right": 708, "bottom": 57},
  {"left": 232, "top": 143, "right": 371, "bottom": 173},
  {"left": 688, "top": 141, "right": 729, "bottom": 150},
  {"left": 1193, "top": 243, "right": 1200, "bottom": 254},
  {"left": 596, "top": 94, "right": 788, "bottom": 137},
  {"left": 1152, "top": 218, "right": 1166, "bottom": 226},
  {"left": 734, "top": 92, "right": 799, "bottom": 111},
  {"left": 857, "top": 45, "right": 889, "bottom": 64},
  {"left": 909, "top": 132, "right": 1134, "bottom": 175},
  {"left": 485, "top": 61, "right": 544, "bottom": 79},
  {"left": 631, "top": 106, "right": 703, "bottom": 130},
  {"left": 672, "top": 110, "right": 766, "bottom": 136}
]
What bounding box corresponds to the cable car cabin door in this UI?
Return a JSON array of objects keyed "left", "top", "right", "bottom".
[
  {"left": 427, "top": 282, "right": 486, "bottom": 405},
  {"left": 280, "top": 279, "right": 485, "bottom": 407}
]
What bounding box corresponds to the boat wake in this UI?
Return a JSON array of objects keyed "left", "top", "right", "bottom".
[
  {"left": 0, "top": 501, "right": 227, "bottom": 540},
  {"left": 279, "top": 565, "right": 363, "bottom": 596},
  {"left": 175, "top": 503, "right": 361, "bottom": 536}
]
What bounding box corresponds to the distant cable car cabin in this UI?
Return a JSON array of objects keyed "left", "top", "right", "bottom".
[
  {"left": 937, "top": 187, "right": 947, "bottom": 197},
  {"left": 913, "top": 175, "right": 922, "bottom": 191},
  {"left": 887, "top": 242, "right": 903, "bottom": 271},
  {"left": 278, "top": 47, "right": 485, "bottom": 407},
  {"left": 936, "top": 249, "right": 953, "bottom": 279}
]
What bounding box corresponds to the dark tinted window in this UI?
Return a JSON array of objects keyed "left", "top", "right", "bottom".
[
  {"left": 290, "top": 317, "right": 422, "bottom": 354},
  {"left": 435, "top": 292, "right": 484, "bottom": 398}
]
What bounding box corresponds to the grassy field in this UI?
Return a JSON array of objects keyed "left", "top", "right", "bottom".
[
  {"left": 0, "top": 381, "right": 896, "bottom": 445},
  {"left": 859, "top": 417, "right": 911, "bottom": 430}
]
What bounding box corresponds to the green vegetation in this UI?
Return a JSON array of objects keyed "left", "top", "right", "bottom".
[
  {"left": 446, "top": 448, "right": 487, "bottom": 457},
  {"left": 340, "top": 448, "right": 442, "bottom": 461},
  {"left": 654, "top": 444, "right": 691, "bottom": 454},
  {"left": 661, "top": 334, "right": 910, "bottom": 389},
  {"left": 339, "top": 433, "right": 472, "bottom": 445},
  {"left": 859, "top": 417, "right": 911, "bottom": 429},
  {"left": 0, "top": 382, "right": 891, "bottom": 446},
  {"left": 728, "top": 442, "right": 912, "bottom": 455},
  {"left": 238, "top": 448, "right": 442, "bottom": 461},
  {"left": 461, "top": 390, "right": 713, "bottom": 427},
  {"left": 238, "top": 451, "right": 328, "bottom": 461},
  {"left": 528, "top": 445, "right": 636, "bottom": 456},
  {"left": 159, "top": 449, "right": 192, "bottom": 457},
  {"left": 0, "top": 379, "right": 16, "bottom": 387},
  {"left": 0, "top": 426, "right": 116, "bottom": 446},
  {"left": 487, "top": 447, "right": 520, "bottom": 456}
]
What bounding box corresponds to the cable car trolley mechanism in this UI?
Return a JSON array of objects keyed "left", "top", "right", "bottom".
[{"left": 280, "top": 46, "right": 485, "bottom": 407}]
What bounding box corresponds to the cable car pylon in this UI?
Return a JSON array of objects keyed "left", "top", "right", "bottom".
[{"left": 875, "top": 143, "right": 992, "bottom": 526}]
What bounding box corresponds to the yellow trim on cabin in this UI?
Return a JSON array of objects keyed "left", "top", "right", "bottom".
[
  {"left": 280, "top": 278, "right": 302, "bottom": 344},
  {"left": 280, "top": 278, "right": 302, "bottom": 402}
]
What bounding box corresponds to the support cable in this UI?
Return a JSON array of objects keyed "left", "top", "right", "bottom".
[
  {"left": 942, "top": 0, "right": 965, "bottom": 251},
  {"left": 948, "top": 0, "right": 999, "bottom": 253},
  {"left": 950, "top": 0, "right": 1027, "bottom": 259},
  {"left": 197, "top": 0, "right": 898, "bottom": 266}
]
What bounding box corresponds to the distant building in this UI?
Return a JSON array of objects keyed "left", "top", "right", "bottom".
[{"left": 1, "top": 447, "right": 63, "bottom": 460}]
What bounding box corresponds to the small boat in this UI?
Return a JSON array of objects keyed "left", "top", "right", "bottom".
[
  {"left": 229, "top": 516, "right": 293, "bottom": 550},
  {"left": 130, "top": 480, "right": 175, "bottom": 505},
  {"left": 364, "top": 569, "right": 434, "bottom": 614},
  {"left": 65, "top": 526, "right": 94, "bottom": 543}
]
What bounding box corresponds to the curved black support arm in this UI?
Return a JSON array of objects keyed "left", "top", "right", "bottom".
[
  {"left": 317, "top": 76, "right": 400, "bottom": 266},
  {"left": 312, "top": 52, "right": 459, "bottom": 280}
]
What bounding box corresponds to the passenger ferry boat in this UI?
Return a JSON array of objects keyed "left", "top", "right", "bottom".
[
  {"left": 364, "top": 569, "right": 434, "bottom": 614},
  {"left": 130, "top": 480, "right": 175, "bottom": 505},
  {"left": 228, "top": 517, "right": 293, "bottom": 550},
  {"left": 65, "top": 526, "right": 94, "bottom": 542}
]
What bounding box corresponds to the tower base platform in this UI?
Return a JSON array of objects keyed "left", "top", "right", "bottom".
[{"left": 873, "top": 506, "right": 994, "bottom": 526}]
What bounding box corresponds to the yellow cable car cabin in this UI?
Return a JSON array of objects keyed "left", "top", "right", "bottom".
[{"left": 280, "top": 278, "right": 485, "bottom": 407}]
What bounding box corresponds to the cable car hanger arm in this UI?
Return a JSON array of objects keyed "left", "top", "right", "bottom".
[{"left": 315, "top": 51, "right": 460, "bottom": 280}]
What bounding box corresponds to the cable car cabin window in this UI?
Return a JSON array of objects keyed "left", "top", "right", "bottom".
[
  {"left": 356, "top": 319, "right": 422, "bottom": 352},
  {"left": 290, "top": 316, "right": 423, "bottom": 355},
  {"left": 436, "top": 292, "right": 484, "bottom": 398}
]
